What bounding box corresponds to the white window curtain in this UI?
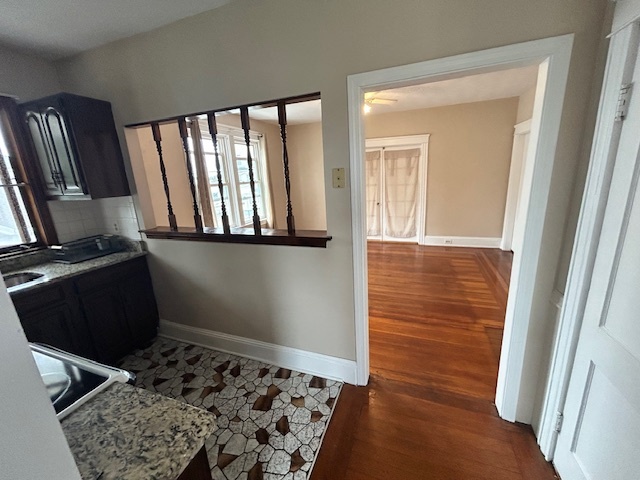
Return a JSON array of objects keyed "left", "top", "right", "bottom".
[
  {"left": 383, "top": 148, "right": 420, "bottom": 238},
  {"left": 365, "top": 150, "right": 381, "bottom": 237}
]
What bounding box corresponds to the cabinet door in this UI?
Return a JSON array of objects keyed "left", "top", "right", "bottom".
[
  {"left": 120, "top": 272, "right": 159, "bottom": 347},
  {"left": 21, "top": 303, "right": 79, "bottom": 354},
  {"left": 43, "top": 105, "right": 85, "bottom": 195},
  {"left": 24, "top": 110, "right": 62, "bottom": 196},
  {"left": 79, "top": 286, "right": 133, "bottom": 365}
]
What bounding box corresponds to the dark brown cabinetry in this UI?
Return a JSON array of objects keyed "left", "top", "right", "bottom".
[
  {"left": 21, "top": 93, "right": 130, "bottom": 199},
  {"left": 19, "top": 303, "right": 81, "bottom": 355},
  {"left": 11, "top": 257, "right": 158, "bottom": 365},
  {"left": 79, "top": 286, "right": 135, "bottom": 364}
]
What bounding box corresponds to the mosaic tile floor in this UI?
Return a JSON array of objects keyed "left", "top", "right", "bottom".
[{"left": 119, "top": 337, "right": 342, "bottom": 480}]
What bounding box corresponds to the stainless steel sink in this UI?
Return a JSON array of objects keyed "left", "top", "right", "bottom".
[
  {"left": 3, "top": 271, "right": 44, "bottom": 288},
  {"left": 31, "top": 344, "right": 135, "bottom": 419}
]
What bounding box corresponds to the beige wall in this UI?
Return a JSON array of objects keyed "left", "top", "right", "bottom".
[
  {"left": 0, "top": 45, "right": 61, "bottom": 100},
  {"left": 55, "top": 0, "right": 609, "bottom": 423},
  {"left": 287, "top": 122, "right": 327, "bottom": 231},
  {"left": 365, "top": 98, "right": 519, "bottom": 238},
  {"left": 516, "top": 86, "right": 537, "bottom": 123}
]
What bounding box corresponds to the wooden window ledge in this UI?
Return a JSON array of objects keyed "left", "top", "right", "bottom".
[{"left": 141, "top": 226, "right": 332, "bottom": 248}]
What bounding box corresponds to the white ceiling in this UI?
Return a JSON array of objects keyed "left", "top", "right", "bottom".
[
  {"left": 0, "top": 0, "right": 232, "bottom": 59},
  {"left": 249, "top": 101, "right": 323, "bottom": 126},
  {"left": 249, "top": 65, "right": 538, "bottom": 125},
  {"left": 365, "top": 65, "right": 539, "bottom": 115}
]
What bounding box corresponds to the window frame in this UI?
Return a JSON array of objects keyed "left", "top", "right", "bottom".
[
  {"left": 0, "top": 96, "right": 58, "bottom": 254},
  {"left": 195, "top": 121, "right": 272, "bottom": 229}
]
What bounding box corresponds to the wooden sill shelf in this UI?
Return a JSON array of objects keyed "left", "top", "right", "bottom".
[{"left": 141, "top": 226, "right": 332, "bottom": 248}]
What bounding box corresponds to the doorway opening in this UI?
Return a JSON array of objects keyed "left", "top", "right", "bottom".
[
  {"left": 364, "top": 64, "right": 538, "bottom": 402},
  {"left": 348, "top": 35, "right": 574, "bottom": 424}
]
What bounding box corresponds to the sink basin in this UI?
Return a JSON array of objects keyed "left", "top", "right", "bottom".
[
  {"left": 3, "top": 271, "right": 44, "bottom": 288},
  {"left": 31, "top": 344, "right": 135, "bottom": 419}
]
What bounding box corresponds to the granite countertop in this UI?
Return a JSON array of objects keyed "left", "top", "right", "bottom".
[
  {"left": 3, "top": 251, "right": 147, "bottom": 295},
  {"left": 61, "top": 382, "right": 216, "bottom": 480}
]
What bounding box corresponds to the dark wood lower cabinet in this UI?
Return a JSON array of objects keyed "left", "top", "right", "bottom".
[
  {"left": 12, "top": 256, "right": 159, "bottom": 365},
  {"left": 19, "top": 303, "right": 79, "bottom": 354},
  {"left": 119, "top": 271, "right": 158, "bottom": 348},
  {"left": 79, "top": 285, "right": 135, "bottom": 365}
]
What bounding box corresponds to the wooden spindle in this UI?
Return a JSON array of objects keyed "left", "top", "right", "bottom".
[
  {"left": 178, "top": 117, "right": 204, "bottom": 231},
  {"left": 240, "top": 107, "right": 261, "bottom": 235},
  {"left": 151, "top": 123, "right": 178, "bottom": 231},
  {"left": 206, "top": 113, "right": 231, "bottom": 234},
  {"left": 277, "top": 102, "right": 295, "bottom": 235}
]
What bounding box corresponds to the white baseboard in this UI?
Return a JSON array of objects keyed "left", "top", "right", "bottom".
[
  {"left": 158, "top": 319, "right": 357, "bottom": 385},
  {"left": 421, "top": 236, "right": 502, "bottom": 248}
]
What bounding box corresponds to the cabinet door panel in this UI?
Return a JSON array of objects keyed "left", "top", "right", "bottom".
[
  {"left": 21, "top": 303, "right": 79, "bottom": 354},
  {"left": 25, "top": 111, "right": 61, "bottom": 195},
  {"left": 121, "top": 273, "right": 159, "bottom": 347},
  {"left": 43, "top": 106, "right": 85, "bottom": 195},
  {"left": 80, "top": 286, "right": 133, "bottom": 365}
]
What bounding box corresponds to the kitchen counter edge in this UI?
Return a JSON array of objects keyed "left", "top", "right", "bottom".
[
  {"left": 5, "top": 251, "right": 148, "bottom": 296},
  {"left": 61, "top": 382, "right": 216, "bottom": 480}
]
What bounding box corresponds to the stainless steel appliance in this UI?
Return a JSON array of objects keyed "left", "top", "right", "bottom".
[{"left": 30, "top": 343, "right": 134, "bottom": 419}]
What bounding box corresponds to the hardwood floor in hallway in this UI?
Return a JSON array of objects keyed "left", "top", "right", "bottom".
[{"left": 312, "top": 243, "right": 558, "bottom": 480}]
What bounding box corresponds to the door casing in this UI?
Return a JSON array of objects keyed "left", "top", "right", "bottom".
[{"left": 347, "top": 34, "right": 574, "bottom": 433}]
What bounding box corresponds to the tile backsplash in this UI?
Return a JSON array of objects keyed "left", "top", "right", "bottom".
[{"left": 48, "top": 196, "right": 141, "bottom": 244}]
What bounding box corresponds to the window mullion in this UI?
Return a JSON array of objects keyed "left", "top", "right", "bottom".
[
  {"left": 228, "top": 135, "right": 245, "bottom": 227},
  {"left": 224, "top": 136, "right": 242, "bottom": 227}
]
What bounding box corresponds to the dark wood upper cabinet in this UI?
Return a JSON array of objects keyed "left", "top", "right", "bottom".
[{"left": 21, "top": 93, "right": 130, "bottom": 199}]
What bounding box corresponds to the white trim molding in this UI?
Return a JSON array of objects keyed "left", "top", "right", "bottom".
[
  {"left": 501, "top": 119, "right": 534, "bottom": 252},
  {"left": 422, "top": 236, "right": 502, "bottom": 248},
  {"left": 158, "top": 320, "right": 358, "bottom": 384},
  {"left": 514, "top": 119, "right": 533, "bottom": 135},
  {"left": 348, "top": 34, "right": 575, "bottom": 413}
]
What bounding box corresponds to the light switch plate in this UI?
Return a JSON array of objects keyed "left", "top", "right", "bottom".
[{"left": 332, "top": 168, "right": 346, "bottom": 188}]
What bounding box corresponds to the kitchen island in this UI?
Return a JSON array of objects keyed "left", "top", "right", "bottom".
[{"left": 61, "top": 382, "right": 216, "bottom": 480}]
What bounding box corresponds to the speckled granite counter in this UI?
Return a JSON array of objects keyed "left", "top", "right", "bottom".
[
  {"left": 61, "top": 382, "right": 216, "bottom": 480},
  {"left": 3, "top": 251, "right": 147, "bottom": 295}
]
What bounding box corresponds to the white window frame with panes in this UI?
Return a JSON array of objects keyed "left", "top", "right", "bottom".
[{"left": 193, "top": 120, "right": 273, "bottom": 229}]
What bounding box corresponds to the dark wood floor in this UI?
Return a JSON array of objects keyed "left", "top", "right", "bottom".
[{"left": 312, "top": 243, "right": 557, "bottom": 480}]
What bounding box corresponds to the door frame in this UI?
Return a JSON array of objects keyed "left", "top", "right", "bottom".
[
  {"left": 347, "top": 35, "right": 574, "bottom": 424},
  {"left": 365, "top": 134, "right": 430, "bottom": 244},
  {"left": 539, "top": 22, "right": 640, "bottom": 461},
  {"left": 501, "top": 119, "right": 532, "bottom": 252}
]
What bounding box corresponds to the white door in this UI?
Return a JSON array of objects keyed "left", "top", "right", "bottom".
[
  {"left": 510, "top": 130, "right": 531, "bottom": 255},
  {"left": 553, "top": 26, "right": 640, "bottom": 480},
  {"left": 501, "top": 120, "right": 532, "bottom": 253}
]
